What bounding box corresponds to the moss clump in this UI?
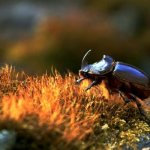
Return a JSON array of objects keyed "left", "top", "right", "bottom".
[{"left": 0, "top": 65, "right": 149, "bottom": 149}]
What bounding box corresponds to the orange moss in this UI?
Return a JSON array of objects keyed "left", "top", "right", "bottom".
[
  {"left": 0, "top": 69, "right": 102, "bottom": 141},
  {"left": 0, "top": 65, "right": 149, "bottom": 149}
]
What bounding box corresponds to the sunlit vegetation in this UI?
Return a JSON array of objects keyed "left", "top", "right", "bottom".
[{"left": 0, "top": 65, "right": 149, "bottom": 149}]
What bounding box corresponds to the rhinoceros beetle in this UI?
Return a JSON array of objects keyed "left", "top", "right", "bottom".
[{"left": 77, "top": 50, "right": 150, "bottom": 119}]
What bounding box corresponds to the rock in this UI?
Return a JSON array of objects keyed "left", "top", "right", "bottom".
[{"left": 0, "top": 130, "right": 16, "bottom": 150}]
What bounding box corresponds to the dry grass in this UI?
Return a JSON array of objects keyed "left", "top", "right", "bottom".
[{"left": 0, "top": 65, "right": 149, "bottom": 150}]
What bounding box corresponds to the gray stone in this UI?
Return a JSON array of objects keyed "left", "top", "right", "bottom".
[{"left": 0, "top": 130, "right": 16, "bottom": 150}]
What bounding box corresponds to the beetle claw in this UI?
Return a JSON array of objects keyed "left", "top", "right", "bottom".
[{"left": 76, "top": 78, "right": 86, "bottom": 84}]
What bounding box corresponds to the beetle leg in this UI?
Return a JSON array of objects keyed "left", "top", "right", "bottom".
[
  {"left": 85, "top": 80, "right": 98, "bottom": 91},
  {"left": 76, "top": 77, "right": 86, "bottom": 84},
  {"left": 118, "top": 91, "right": 131, "bottom": 104},
  {"left": 129, "top": 93, "right": 146, "bottom": 117}
]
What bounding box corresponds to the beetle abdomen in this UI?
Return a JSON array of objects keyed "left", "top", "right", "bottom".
[{"left": 113, "top": 62, "right": 149, "bottom": 88}]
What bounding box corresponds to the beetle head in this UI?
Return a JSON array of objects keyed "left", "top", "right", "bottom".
[
  {"left": 77, "top": 50, "right": 115, "bottom": 90},
  {"left": 77, "top": 50, "right": 115, "bottom": 85},
  {"left": 79, "top": 65, "right": 93, "bottom": 78},
  {"left": 77, "top": 50, "right": 95, "bottom": 84},
  {"left": 80, "top": 50, "right": 95, "bottom": 79}
]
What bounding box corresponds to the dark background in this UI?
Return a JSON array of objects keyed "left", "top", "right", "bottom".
[{"left": 0, "top": 0, "right": 149, "bottom": 74}]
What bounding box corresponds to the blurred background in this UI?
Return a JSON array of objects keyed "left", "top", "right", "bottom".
[{"left": 0, "top": 0, "right": 150, "bottom": 74}]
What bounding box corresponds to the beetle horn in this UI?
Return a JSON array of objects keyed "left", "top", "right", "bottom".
[{"left": 81, "top": 50, "right": 91, "bottom": 68}]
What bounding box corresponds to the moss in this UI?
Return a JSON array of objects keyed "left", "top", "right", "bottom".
[{"left": 0, "top": 65, "right": 149, "bottom": 149}]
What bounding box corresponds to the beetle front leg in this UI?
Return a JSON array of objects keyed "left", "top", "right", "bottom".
[
  {"left": 76, "top": 77, "right": 86, "bottom": 84},
  {"left": 85, "top": 80, "right": 98, "bottom": 91}
]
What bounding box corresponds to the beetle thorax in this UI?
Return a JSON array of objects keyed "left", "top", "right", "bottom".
[{"left": 82, "top": 55, "right": 115, "bottom": 75}]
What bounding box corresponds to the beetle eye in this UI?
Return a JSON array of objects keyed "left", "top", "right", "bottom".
[
  {"left": 83, "top": 72, "right": 89, "bottom": 77},
  {"left": 80, "top": 71, "right": 88, "bottom": 77}
]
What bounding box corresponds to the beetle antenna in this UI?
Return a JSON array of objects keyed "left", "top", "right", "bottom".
[{"left": 81, "top": 50, "right": 92, "bottom": 68}]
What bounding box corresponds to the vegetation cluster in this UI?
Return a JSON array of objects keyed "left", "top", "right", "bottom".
[{"left": 0, "top": 65, "right": 149, "bottom": 150}]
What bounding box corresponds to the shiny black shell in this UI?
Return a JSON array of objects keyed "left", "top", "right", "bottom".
[
  {"left": 79, "top": 52, "right": 150, "bottom": 99},
  {"left": 113, "top": 62, "right": 150, "bottom": 88}
]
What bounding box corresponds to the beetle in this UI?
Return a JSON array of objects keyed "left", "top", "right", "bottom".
[{"left": 77, "top": 50, "right": 150, "bottom": 118}]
